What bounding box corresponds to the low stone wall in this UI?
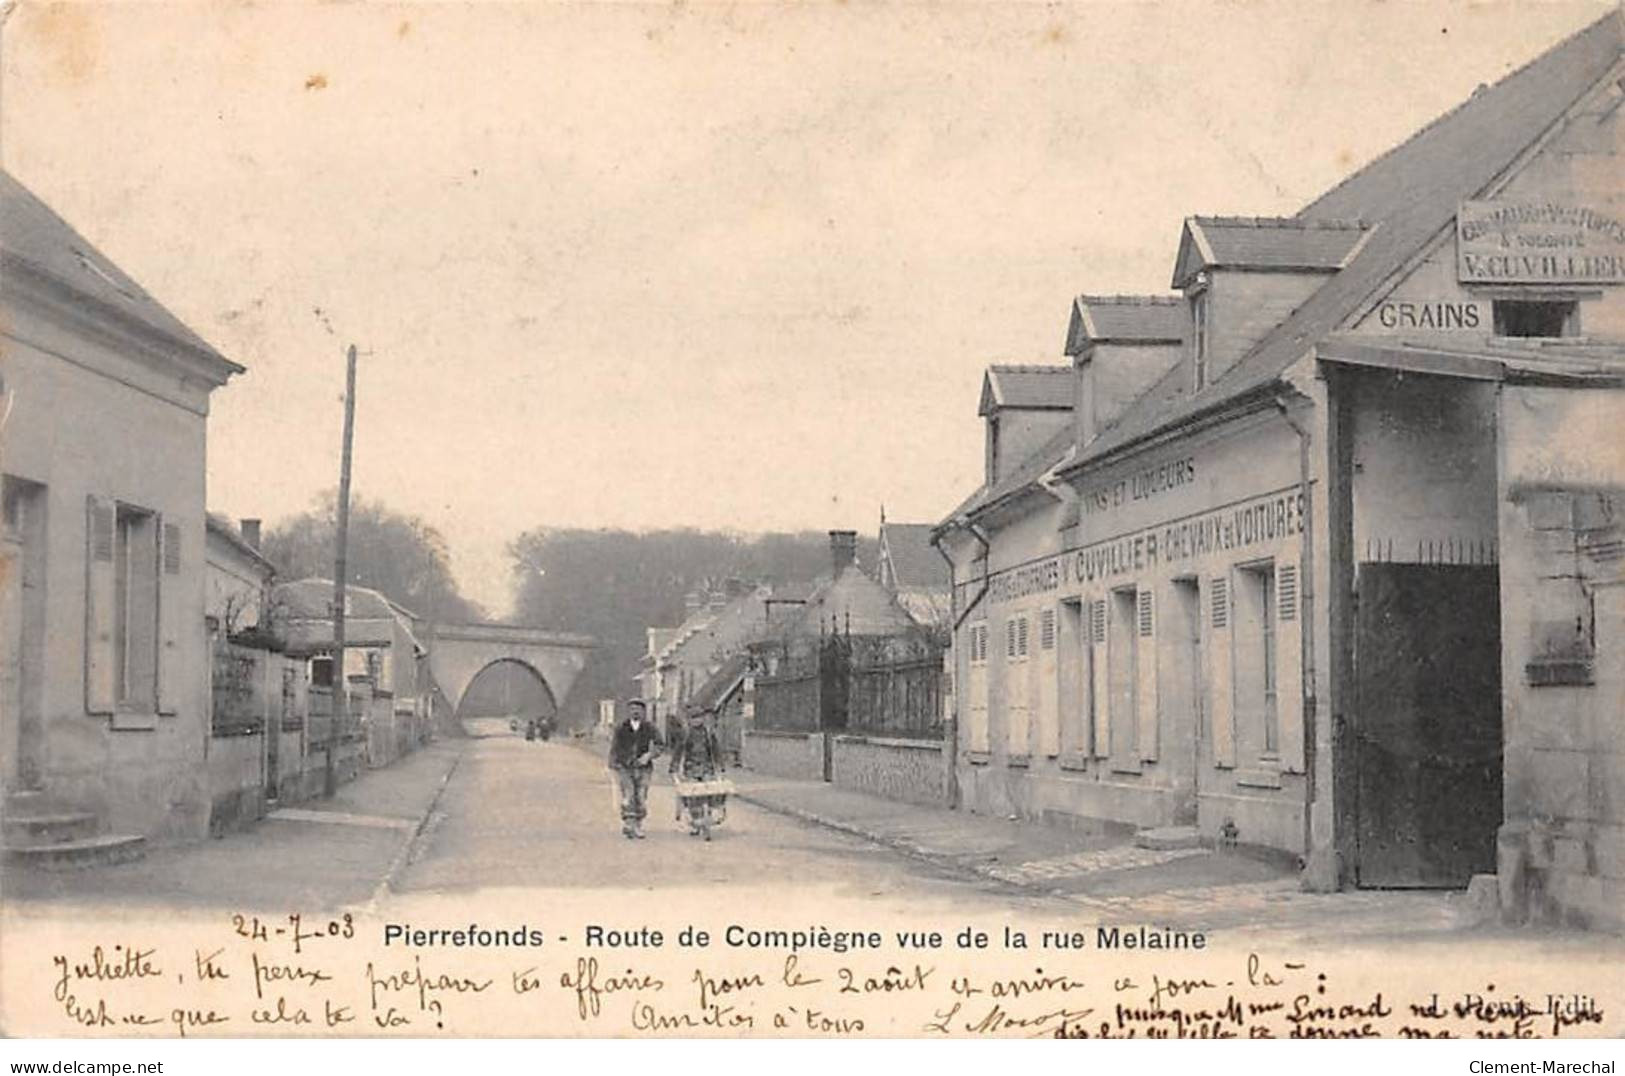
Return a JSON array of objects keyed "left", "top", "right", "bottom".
[
  {"left": 207, "top": 734, "right": 266, "bottom": 835},
  {"left": 831, "top": 735, "right": 947, "bottom": 806},
  {"left": 274, "top": 728, "right": 306, "bottom": 803},
  {"left": 742, "top": 730, "right": 824, "bottom": 782}
]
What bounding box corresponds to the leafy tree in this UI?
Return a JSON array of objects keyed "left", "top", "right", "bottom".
[{"left": 261, "top": 491, "right": 485, "bottom": 623}]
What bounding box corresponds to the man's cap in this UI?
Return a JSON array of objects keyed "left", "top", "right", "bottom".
[{"left": 628, "top": 699, "right": 648, "bottom": 710}]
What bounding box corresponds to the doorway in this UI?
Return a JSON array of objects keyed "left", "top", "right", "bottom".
[
  {"left": 1, "top": 477, "right": 47, "bottom": 792},
  {"left": 1354, "top": 563, "right": 1502, "bottom": 887},
  {"left": 1168, "top": 578, "right": 1203, "bottom": 825}
]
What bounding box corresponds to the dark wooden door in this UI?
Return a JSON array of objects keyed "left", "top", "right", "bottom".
[{"left": 1354, "top": 564, "right": 1502, "bottom": 888}]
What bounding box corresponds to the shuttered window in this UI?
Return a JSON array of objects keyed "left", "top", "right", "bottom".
[
  {"left": 1039, "top": 609, "right": 1056, "bottom": 651},
  {"left": 1210, "top": 576, "right": 1229, "bottom": 629},
  {"left": 1278, "top": 564, "right": 1297, "bottom": 622},
  {"left": 162, "top": 522, "right": 181, "bottom": 574},
  {"left": 90, "top": 501, "right": 115, "bottom": 562},
  {"left": 103, "top": 502, "right": 158, "bottom": 724},
  {"left": 967, "top": 620, "right": 990, "bottom": 753}
]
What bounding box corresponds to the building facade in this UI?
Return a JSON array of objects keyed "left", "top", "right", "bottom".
[
  {"left": 936, "top": 12, "right": 1625, "bottom": 928},
  {"left": 275, "top": 578, "right": 428, "bottom": 771},
  {"left": 1, "top": 170, "right": 243, "bottom": 847}
]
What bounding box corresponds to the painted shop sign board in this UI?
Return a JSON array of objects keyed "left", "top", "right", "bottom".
[
  {"left": 1457, "top": 201, "right": 1625, "bottom": 285},
  {"left": 983, "top": 486, "right": 1306, "bottom": 606},
  {"left": 1079, "top": 456, "right": 1197, "bottom": 517}
]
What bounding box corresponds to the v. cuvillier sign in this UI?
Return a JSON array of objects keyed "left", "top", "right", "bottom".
[
  {"left": 985, "top": 486, "right": 1306, "bottom": 606},
  {"left": 1457, "top": 201, "right": 1625, "bottom": 284}
]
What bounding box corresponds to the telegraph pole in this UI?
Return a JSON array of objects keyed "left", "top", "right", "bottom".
[{"left": 327, "top": 344, "right": 358, "bottom": 797}]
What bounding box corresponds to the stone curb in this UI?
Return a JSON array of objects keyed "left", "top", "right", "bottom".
[
  {"left": 732, "top": 789, "right": 1022, "bottom": 891},
  {"left": 363, "top": 741, "right": 467, "bottom": 912}
]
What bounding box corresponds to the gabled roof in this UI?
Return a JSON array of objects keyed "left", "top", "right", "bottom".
[
  {"left": 275, "top": 577, "right": 398, "bottom": 621},
  {"left": 1170, "top": 217, "right": 1369, "bottom": 289},
  {"left": 1065, "top": 295, "right": 1186, "bottom": 355},
  {"left": 0, "top": 170, "right": 242, "bottom": 380},
  {"left": 1060, "top": 8, "right": 1625, "bottom": 481},
  {"left": 879, "top": 522, "right": 951, "bottom": 590},
  {"left": 978, "top": 364, "right": 1073, "bottom": 416},
  {"left": 205, "top": 513, "right": 276, "bottom": 576},
  {"left": 658, "top": 584, "right": 786, "bottom": 668},
  {"left": 773, "top": 562, "right": 921, "bottom": 640}
]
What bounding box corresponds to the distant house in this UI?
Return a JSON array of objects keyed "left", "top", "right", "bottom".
[
  {"left": 273, "top": 578, "right": 427, "bottom": 770},
  {"left": 766, "top": 531, "right": 922, "bottom": 644},
  {"left": 647, "top": 579, "right": 770, "bottom": 734},
  {"left": 877, "top": 515, "right": 952, "bottom": 634},
  {"left": 744, "top": 531, "right": 950, "bottom": 805},
  {"left": 205, "top": 515, "right": 275, "bottom": 637},
  {"left": 203, "top": 515, "right": 310, "bottom": 828},
  {"left": 1, "top": 169, "right": 243, "bottom": 859}
]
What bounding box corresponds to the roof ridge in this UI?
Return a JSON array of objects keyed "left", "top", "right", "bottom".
[
  {"left": 1192, "top": 214, "right": 1368, "bottom": 231},
  {"left": 1075, "top": 293, "right": 1183, "bottom": 306},
  {"left": 988, "top": 362, "right": 1070, "bottom": 373},
  {"left": 1299, "top": 8, "right": 1623, "bottom": 218}
]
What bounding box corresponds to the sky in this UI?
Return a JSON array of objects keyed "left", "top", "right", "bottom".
[{"left": 1, "top": 0, "right": 1612, "bottom": 613}]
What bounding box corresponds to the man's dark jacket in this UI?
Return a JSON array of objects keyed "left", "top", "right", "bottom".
[{"left": 610, "top": 718, "right": 663, "bottom": 770}]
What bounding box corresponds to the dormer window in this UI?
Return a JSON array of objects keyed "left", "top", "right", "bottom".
[{"left": 1190, "top": 282, "right": 1211, "bottom": 391}]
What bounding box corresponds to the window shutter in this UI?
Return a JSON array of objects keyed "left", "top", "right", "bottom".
[
  {"left": 1017, "top": 616, "right": 1029, "bottom": 658},
  {"left": 85, "top": 496, "right": 117, "bottom": 714},
  {"left": 967, "top": 621, "right": 990, "bottom": 753},
  {"left": 1277, "top": 558, "right": 1306, "bottom": 772},
  {"left": 156, "top": 517, "right": 182, "bottom": 714},
  {"left": 1277, "top": 564, "right": 1297, "bottom": 621},
  {"left": 1137, "top": 588, "right": 1159, "bottom": 761},
  {"left": 1208, "top": 575, "right": 1235, "bottom": 768},
  {"left": 1037, "top": 608, "right": 1059, "bottom": 758},
  {"left": 1091, "top": 599, "right": 1110, "bottom": 758}
]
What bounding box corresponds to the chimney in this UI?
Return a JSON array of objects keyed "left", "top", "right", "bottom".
[
  {"left": 829, "top": 530, "right": 857, "bottom": 575},
  {"left": 241, "top": 518, "right": 262, "bottom": 551}
]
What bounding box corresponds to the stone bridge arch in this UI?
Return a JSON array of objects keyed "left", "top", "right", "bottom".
[{"left": 425, "top": 623, "right": 595, "bottom": 730}]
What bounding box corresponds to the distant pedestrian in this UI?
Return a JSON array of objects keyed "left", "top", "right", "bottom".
[{"left": 609, "top": 699, "right": 663, "bottom": 839}]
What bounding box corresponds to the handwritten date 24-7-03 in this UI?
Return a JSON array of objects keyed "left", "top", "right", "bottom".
[{"left": 233, "top": 913, "right": 355, "bottom": 954}]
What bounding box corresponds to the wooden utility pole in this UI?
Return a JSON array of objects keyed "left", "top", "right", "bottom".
[{"left": 327, "top": 344, "right": 358, "bottom": 796}]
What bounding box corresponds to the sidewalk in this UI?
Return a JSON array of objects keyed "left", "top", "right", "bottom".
[
  {"left": 2, "top": 739, "right": 464, "bottom": 915},
  {"left": 730, "top": 769, "right": 1474, "bottom": 939}
]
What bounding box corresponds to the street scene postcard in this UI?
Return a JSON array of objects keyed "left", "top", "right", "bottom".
[{"left": 2, "top": 0, "right": 1625, "bottom": 1054}]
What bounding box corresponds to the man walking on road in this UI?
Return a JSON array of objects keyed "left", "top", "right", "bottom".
[{"left": 609, "top": 699, "right": 663, "bottom": 839}]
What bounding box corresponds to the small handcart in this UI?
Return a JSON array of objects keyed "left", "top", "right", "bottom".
[{"left": 672, "top": 777, "right": 733, "bottom": 841}]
